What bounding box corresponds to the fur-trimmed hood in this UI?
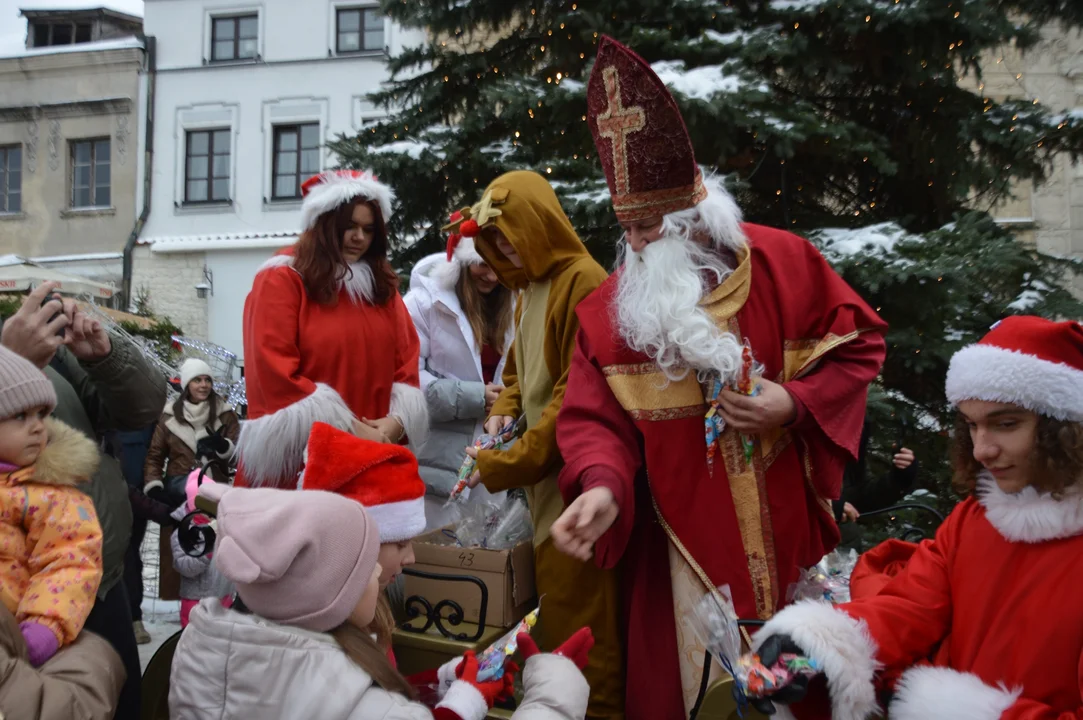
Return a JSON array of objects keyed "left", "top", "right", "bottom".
[
  {"left": 977, "top": 473, "right": 1083, "bottom": 543},
  {"left": 29, "top": 418, "right": 100, "bottom": 486},
  {"left": 161, "top": 397, "right": 236, "bottom": 421}
]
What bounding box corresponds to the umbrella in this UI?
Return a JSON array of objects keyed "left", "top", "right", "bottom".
[{"left": 0, "top": 255, "right": 116, "bottom": 300}]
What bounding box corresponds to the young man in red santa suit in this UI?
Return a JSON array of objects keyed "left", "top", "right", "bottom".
[
  {"left": 754, "top": 315, "right": 1083, "bottom": 720},
  {"left": 548, "top": 35, "right": 887, "bottom": 718}
]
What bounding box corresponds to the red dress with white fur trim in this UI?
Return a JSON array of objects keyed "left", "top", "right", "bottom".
[
  {"left": 759, "top": 477, "right": 1083, "bottom": 720},
  {"left": 237, "top": 250, "right": 425, "bottom": 488}
]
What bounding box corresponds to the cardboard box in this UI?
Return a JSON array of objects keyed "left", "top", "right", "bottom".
[{"left": 403, "top": 530, "right": 535, "bottom": 629}]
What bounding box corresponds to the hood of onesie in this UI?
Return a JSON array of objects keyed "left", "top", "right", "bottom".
[{"left": 470, "top": 171, "right": 593, "bottom": 290}]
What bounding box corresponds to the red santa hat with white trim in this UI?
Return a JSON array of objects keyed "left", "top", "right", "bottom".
[
  {"left": 299, "top": 422, "right": 426, "bottom": 543},
  {"left": 299, "top": 170, "right": 394, "bottom": 233},
  {"left": 945, "top": 315, "right": 1083, "bottom": 422},
  {"left": 435, "top": 210, "right": 486, "bottom": 289}
]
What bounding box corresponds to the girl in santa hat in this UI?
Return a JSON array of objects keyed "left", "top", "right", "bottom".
[
  {"left": 751, "top": 315, "right": 1083, "bottom": 720},
  {"left": 404, "top": 220, "right": 516, "bottom": 530},
  {"left": 237, "top": 170, "right": 428, "bottom": 489},
  {"left": 170, "top": 484, "right": 593, "bottom": 720}
]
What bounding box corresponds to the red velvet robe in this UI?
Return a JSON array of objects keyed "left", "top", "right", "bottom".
[
  {"left": 557, "top": 224, "right": 886, "bottom": 718},
  {"left": 237, "top": 250, "right": 423, "bottom": 488},
  {"left": 765, "top": 480, "right": 1083, "bottom": 720}
]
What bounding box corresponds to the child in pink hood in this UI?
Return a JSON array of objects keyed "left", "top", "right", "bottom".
[{"left": 170, "top": 470, "right": 233, "bottom": 627}]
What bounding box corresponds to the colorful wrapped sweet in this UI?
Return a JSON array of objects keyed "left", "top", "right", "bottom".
[
  {"left": 446, "top": 417, "right": 524, "bottom": 505},
  {"left": 704, "top": 343, "right": 763, "bottom": 464},
  {"left": 475, "top": 603, "right": 541, "bottom": 682},
  {"left": 691, "top": 585, "right": 820, "bottom": 710}
]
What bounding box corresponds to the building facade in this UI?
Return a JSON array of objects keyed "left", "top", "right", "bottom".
[
  {"left": 0, "top": 8, "right": 144, "bottom": 273},
  {"left": 133, "top": 0, "right": 425, "bottom": 361},
  {"left": 976, "top": 25, "right": 1083, "bottom": 294}
]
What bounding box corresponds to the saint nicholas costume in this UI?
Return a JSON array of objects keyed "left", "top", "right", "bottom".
[{"left": 556, "top": 36, "right": 887, "bottom": 718}]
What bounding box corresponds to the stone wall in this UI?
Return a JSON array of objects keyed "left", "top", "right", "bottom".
[
  {"left": 129, "top": 245, "right": 208, "bottom": 338},
  {"left": 0, "top": 46, "right": 145, "bottom": 257},
  {"left": 969, "top": 26, "right": 1083, "bottom": 294}
]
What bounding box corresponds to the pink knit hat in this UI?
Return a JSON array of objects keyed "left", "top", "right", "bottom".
[{"left": 208, "top": 485, "right": 380, "bottom": 633}]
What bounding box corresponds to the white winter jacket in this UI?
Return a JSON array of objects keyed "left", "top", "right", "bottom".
[
  {"left": 169, "top": 600, "right": 589, "bottom": 720},
  {"left": 404, "top": 254, "right": 515, "bottom": 500}
]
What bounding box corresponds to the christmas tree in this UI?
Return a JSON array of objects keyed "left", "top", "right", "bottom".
[{"left": 331, "top": 0, "right": 1083, "bottom": 510}]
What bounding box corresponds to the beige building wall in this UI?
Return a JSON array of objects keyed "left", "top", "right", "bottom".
[
  {"left": 0, "top": 45, "right": 144, "bottom": 257},
  {"left": 129, "top": 245, "right": 209, "bottom": 338},
  {"left": 968, "top": 26, "right": 1083, "bottom": 293}
]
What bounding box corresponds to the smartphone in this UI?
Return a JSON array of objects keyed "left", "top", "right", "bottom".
[{"left": 41, "top": 293, "right": 66, "bottom": 338}]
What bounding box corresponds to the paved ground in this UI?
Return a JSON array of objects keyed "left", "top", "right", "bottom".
[{"left": 137, "top": 523, "right": 182, "bottom": 671}]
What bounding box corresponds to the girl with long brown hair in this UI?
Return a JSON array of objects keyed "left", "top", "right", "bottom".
[
  {"left": 236, "top": 170, "right": 429, "bottom": 489},
  {"left": 169, "top": 466, "right": 595, "bottom": 720},
  {"left": 404, "top": 235, "right": 515, "bottom": 528}
]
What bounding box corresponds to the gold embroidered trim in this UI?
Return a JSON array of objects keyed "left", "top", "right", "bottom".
[
  {"left": 597, "top": 66, "right": 646, "bottom": 197},
  {"left": 602, "top": 362, "right": 660, "bottom": 377},
  {"left": 604, "top": 371, "right": 704, "bottom": 413},
  {"left": 628, "top": 406, "right": 705, "bottom": 422},
  {"left": 648, "top": 480, "right": 756, "bottom": 650}
]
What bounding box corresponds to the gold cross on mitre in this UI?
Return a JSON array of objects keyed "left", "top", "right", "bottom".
[{"left": 597, "top": 66, "right": 646, "bottom": 196}]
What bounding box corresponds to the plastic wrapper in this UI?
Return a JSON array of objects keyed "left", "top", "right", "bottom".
[
  {"left": 476, "top": 602, "right": 541, "bottom": 682},
  {"left": 691, "top": 585, "right": 821, "bottom": 710},
  {"left": 446, "top": 417, "right": 524, "bottom": 505},
  {"left": 704, "top": 344, "right": 765, "bottom": 463},
  {"left": 446, "top": 495, "right": 533, "bottom": 550},
  {"left": 788, "top": 548, "right": 859, "bottom": 605}
]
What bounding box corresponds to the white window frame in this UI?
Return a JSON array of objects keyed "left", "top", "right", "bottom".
[{"left": 351, "top": 97, "right": 387, "bottom": 132}]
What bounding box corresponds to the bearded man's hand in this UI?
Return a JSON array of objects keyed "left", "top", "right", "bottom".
[{"left": 716, "top": 379, "right": 797, "bottom": 434}]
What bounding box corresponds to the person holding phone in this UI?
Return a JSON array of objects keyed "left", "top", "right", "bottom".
[{"left": 0, "top": 281, "right": 168, "bottom": 720}]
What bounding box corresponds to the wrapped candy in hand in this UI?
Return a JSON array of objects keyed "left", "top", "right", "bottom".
[
  {"left": 446, "top": 417, "right": 524, "bottom": 505},
  {"left": 738, "top": 652, "right": 822, "bottom": 698},
  {"left": 476, "top": 602, "right": 541, "bottom": 682},
  {"left": 691, "top": 585, "right": 820, "bottom": 711},
  {"left": 704, "top": 344, "right": 764, "bottom": 464}
]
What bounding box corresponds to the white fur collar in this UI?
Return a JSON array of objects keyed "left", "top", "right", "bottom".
[
  {"left": 258, "top": 254, "right": 374, "bottom": 304},
  {"left": 977, "top": 473, "right": 1083, "bottom": 543}
]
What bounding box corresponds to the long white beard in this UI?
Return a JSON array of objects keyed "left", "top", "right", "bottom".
[{"left": 615, "top": 235, "right": 744, "bottom": 383}]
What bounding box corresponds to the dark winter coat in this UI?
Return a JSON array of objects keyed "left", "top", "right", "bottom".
[
  {"left": 833, "top": 423, "right": 920, "bottom": 547},
  {"left": 45, "top": 340, "right": 168, "bottom": 599}
]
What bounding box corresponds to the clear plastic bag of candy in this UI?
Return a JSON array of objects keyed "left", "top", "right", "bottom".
[
  {"left": 788, "top": 548, "right": 859, "bottom": 605},
  {"left": 691, "top": 585, "right": 822, "bottom": 708},
  {"left": 475, "top": 602, "right": 541, "bottom": 682},
  {"left": 447, "top": 494, "right": 533, "bottom": 550}
]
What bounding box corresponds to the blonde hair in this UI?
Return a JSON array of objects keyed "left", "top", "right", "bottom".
[{"left": 456, "top": 266, "right": 513, "bottom": 354}]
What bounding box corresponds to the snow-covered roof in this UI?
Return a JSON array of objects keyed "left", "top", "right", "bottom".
[
  {"left": 142, "top": 231, "right": 298, "bottom": 253},
  {"left": 0, "top": 34, "right": 142, "bottom": 59},
  {"left": 0, "top": 0, "right": 143, "bottom": 57},
  {"left": 30, "top": 251, "right": 123, "bottom": 263},
  {"left": 19, "top": 2, "right": 143, "bottom": 18}
]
